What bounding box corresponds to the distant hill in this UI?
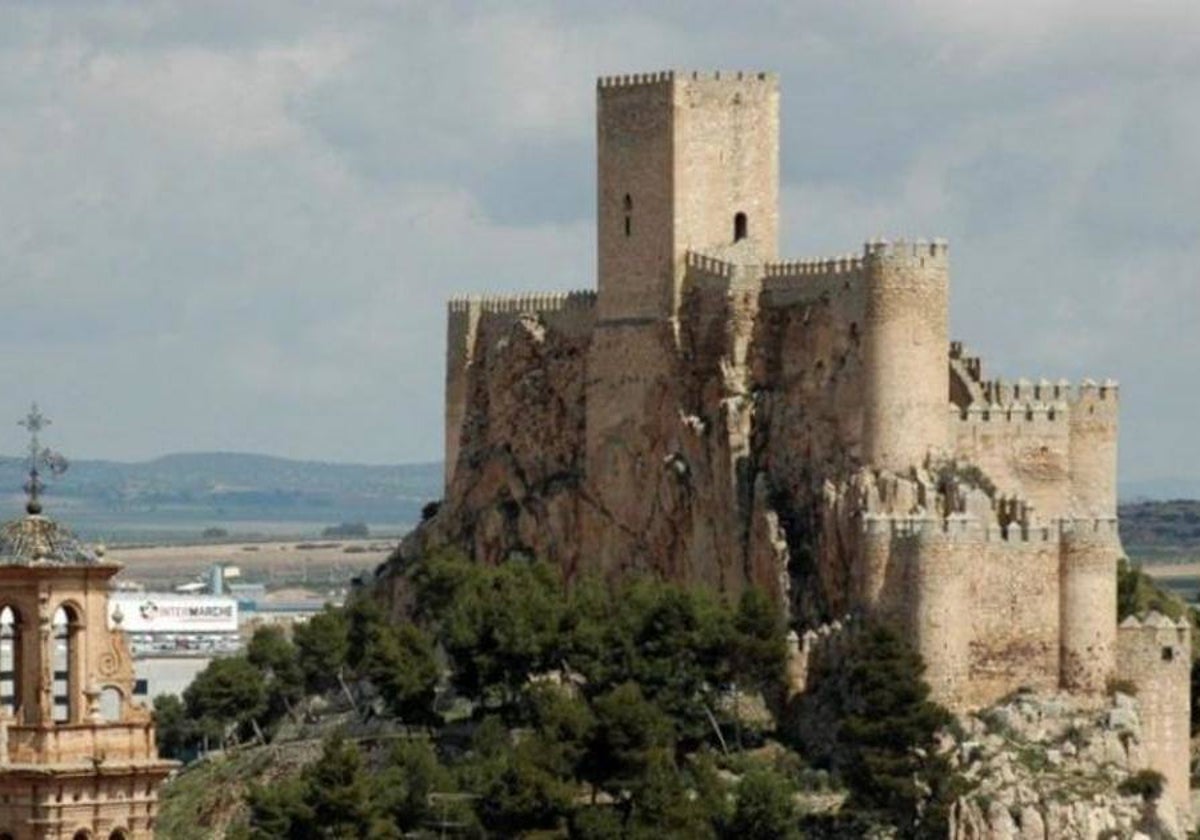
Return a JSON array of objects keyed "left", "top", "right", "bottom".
[
  {"left": 1120, "top": 499, "right": 1200, "bottom": 563},
  {"left": 0, "top": 453, "right": 444, "bottom": 544}
]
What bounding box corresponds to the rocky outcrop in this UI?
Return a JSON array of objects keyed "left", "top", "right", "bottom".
[{"left": 947, "top": 692, "right": 1184, "bottom": 839}]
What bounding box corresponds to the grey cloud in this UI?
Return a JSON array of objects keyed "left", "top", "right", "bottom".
[{"left": 0, "top": 1, "right": 1195, "bottom": 485}]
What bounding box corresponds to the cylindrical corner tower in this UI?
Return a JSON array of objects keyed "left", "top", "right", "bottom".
[
  {"left": 1068, "top": 380, "right": 1119, "bottom": 517},
  {"left": 1059, "top": 519, "right": 1119, "bottom": 694},
  {"left": 861, "top": 240, "right": 950, "bottom": 472},
  {"left": 902, "top": 521, "right": 971, "bottom": 710}
]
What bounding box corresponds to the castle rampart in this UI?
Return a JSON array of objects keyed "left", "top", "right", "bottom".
[
  {"left": 1117, "top": 613, "right": 1191, "bottom": 817},
  {"left": 433, "top": 71, "right": 1179, "bottom": 801}
]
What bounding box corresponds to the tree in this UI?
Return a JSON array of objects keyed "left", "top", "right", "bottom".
[
  {"left": 372, "top": 739, "right": 457, "bottom": 834},
  {"left": 183, "top": 656, "right": 267, "bottom": 747},
  {"left": 730, "top": 589, "right": 787, "bottom": 690},
  {"left": 152, "top": 694, "right": 192, "bottom": 760},
  {"left": 293, "top": 605, "right": 349, "bottom": 694},
  {"left": 439, "top": 558, "right": 565, "bottom": 711},
  {"left": 831, "top": 622, "right": 961, "bottom": 838},
  {"left": 624, "top": 748, "right": 715, "bottom": 839},
  {"left": 1117, "top": 558, "right": 1185, "bottom": 622},
  {"left": 725, "top": 767, "right": 800, "bottom": 840},
  {"left": 584, "top": 682, "right": 673, "bottom": 795},
  {"left": 301, "top": 734, "right": 383, "bottom": 839},
  {"left": 243, "top": 777, "right": 314, "bottom": 840},
  {"left": 361, "top": 620, "right": 440, "bottom": 722},
  {"left": 247, "top": 625, "right": 304, "bottom": 728}
]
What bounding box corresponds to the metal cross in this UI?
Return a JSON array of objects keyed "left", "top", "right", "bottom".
[{"left": 17, "top": 404, "right": 67, "bottom": 514}]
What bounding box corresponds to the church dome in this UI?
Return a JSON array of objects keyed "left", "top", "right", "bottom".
[{"left": 0, "top": 512, "right": 98, "bottom": 566}]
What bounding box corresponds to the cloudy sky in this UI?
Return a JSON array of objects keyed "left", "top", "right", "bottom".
[{"left": 0, "top": 1, "right": 1197, "bottom": 484}]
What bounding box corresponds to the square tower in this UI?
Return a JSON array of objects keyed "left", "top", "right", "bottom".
[{"left": 596, "top": 71, "right": 779, "bottom": 322}]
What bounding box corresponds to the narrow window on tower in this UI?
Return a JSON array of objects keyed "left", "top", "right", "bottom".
[
  {"left": 623, "top": 194, "right": 633, "bottom": 237},
  {"left": 734, "top": 212, "right": 748, "bottom": 242}
]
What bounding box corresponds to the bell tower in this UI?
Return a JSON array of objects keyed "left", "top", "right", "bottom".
[{"left": 0, "top": 406, "right": 176, "bottom": 840}]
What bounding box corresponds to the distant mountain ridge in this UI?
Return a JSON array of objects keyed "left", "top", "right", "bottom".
[{"left": 0, "top": 452, "right": 444, "bottom": 544}]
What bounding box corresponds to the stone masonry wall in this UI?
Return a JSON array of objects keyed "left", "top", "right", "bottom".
[
  {"left": 427, "top": 72, "right": 1163, "bottom": 763},
  {"left": 1117, "top": 613, "right": 1192, "bottom": 819}
]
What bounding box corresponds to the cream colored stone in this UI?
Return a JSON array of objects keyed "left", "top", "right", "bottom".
[{"left": 426, "top": 71, "right": 1186, "bottom": 821}]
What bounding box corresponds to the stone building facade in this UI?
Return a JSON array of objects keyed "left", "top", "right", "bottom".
[
  {"left": 432, "top": 71, "right": 1189, "bottom": 813},
  {"left": 0, "top": 503, "right": 175, "bottom": 839}
]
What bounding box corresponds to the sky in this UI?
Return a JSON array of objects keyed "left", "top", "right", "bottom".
[{"left": 0, "top": 1, "right": 1197, "bottom": 483}]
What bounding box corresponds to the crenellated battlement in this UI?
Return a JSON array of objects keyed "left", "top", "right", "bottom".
[
  {"left": 977, "top": 377, "right": 1119, "bottom": 406},
  {"left": 597, "top": 69, "right": 774, "bottom": 89},
  {"left": 863, "top": 237, "right": 949, "bottom": 261},
  {"left": 1118, "top": 611, "right": 1190, "bottom": 633},
  {"left": 448, "top": 290, "right": 597, "bottom": 315},
  {"left": 684, "top": 250, "right": 736, "bottom": 279},
  {"left": 861, "top": 513, "right": 1118, "bottom": 545},
  {"left": 439, "top": 71, "right": 1156, "bottom": 765},
  {"left": 763, "top": 254, "right": 864, "bottom": 278},
  {"left": 786, "top": 615, "right": 857, "bottom": 696},
  {"left": 952, "top": 401, "right": 1071, "bottom": 423}
]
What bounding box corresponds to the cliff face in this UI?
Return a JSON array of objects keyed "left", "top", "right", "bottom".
[
  {"left": 422, "top": 274, "right": 874, "bottom": 624},
  {"left": 947, "top": 692, "right": 1185, "bottom": 839}
]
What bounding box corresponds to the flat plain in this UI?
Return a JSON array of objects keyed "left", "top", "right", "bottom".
[{"left": 106, "top": 538, "right": 394, "bottom": 590}]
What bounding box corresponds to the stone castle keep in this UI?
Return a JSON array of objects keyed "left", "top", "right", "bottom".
[{"left": 433, "top": 71, "right": 1190, "bottom": 811}]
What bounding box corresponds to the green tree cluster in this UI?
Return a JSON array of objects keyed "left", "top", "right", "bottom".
[{"left": 163, "top": 549, "right": 969, "bottom": 838}]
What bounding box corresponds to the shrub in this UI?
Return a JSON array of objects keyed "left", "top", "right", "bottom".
[{"left": 1117, "top": 769, "right": 1165, "bottom": 801}]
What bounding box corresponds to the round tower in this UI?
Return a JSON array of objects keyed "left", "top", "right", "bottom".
[
  {"left": 904, "top": 519, "right": 971, "bottom": 710},
  {"left": 1068, "top": 379, "right": 1119, "bottom": 517},
  {"left": 861, "top": 240, "right": 950, "bottom": 472},
  {"left": 1059, "top": 519, "right": 1120, "bottom": 694}
]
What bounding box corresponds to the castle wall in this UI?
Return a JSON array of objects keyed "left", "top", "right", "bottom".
[
  {"left": 861, "top": 241, "right": 950, "bottom": 472},
  {"left": 1059, "top": 519, "right": 1120, "bottom": 695},
  {"left": 432, "top": 73, "right": 1159, "bottom": 766},
  {"left": 445, "top": 299, "right": 482, "bottom": 490},
  {"left": 966, "top": 528, "right": 1061, "bottom": 706},
  {"left": 445, "top": 293, "right": 595, "bottom": 491},
  {"left": 951, "top": 403, "right": 1072, "bottom": 519},
  {"left": 441, "top": 293, "right": 595, "bottom": 570},
  {"left": 749, "top": 257, "right": 869, "bottom": 475},
  {"left": 1117, "top": 614, "right": 1191, "bottom": 818}
]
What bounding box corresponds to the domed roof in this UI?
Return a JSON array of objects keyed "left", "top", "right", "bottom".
[{"left": 0, "top": 513, "right": 99, "bottom": 566}]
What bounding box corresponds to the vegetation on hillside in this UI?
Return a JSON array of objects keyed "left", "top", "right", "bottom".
[{"left": 157, "top": 549, "right": 962, "bottom": 838}]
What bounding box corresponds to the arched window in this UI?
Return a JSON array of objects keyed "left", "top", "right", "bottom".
[
  {"left": 52, "top": 605, "right": 81, "bottom": 724},
  {"left": 108, "top": 830, "right": 128, "bottom": 840},
  {"left": 0, "top": 606, "right": 21, "bottom": 718},
  {"left": 623, "top": 194, "right": 633, "bottom": 237},
  {"left": 72, "top": 830, "right": 92, "bottom": 840},
  {"left": 734, "top": 212, "right": 748, "bottom": 242}
]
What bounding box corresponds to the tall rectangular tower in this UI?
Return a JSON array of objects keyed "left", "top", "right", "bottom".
[{"left": 595, "top": 71, "right": 779, "bottom": 322}]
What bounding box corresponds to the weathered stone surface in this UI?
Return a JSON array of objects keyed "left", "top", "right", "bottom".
[
  {"left": 947, "top": 693, "right": 1183, "bottom": 840},
  {"left": 408, "top": 70, "right": 1191, "bottom": 818}
]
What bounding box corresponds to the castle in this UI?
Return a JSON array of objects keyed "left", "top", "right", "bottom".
[{"left": 433, "top": 72, "right": 1190, "bottom": 813}]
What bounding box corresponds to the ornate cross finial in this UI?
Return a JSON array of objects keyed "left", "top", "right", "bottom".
[{"left": 17, "top": 403, "right": 68, "bottom": 515}]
